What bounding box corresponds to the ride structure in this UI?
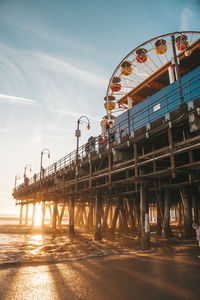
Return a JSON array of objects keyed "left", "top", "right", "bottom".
[{"left": 13, "top": 32, "right": 200, "bottom": 249}]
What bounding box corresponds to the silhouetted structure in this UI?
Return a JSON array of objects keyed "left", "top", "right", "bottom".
[{"left": 13, "top": 32, "right": 200, "bottom": 249}]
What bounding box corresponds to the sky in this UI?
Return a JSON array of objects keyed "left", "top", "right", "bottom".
[{"left": 0, "top": 0, "right": 199, "bottom": 215}]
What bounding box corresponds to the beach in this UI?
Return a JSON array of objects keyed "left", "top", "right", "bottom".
[
  {"left": 0, "top": 217, "right": 200, "bottom": 299},
  {"left": 0, "top": 246, "right": 200, "bottom": 300}
]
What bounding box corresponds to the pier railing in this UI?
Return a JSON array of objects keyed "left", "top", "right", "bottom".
[{"left": 16, "top": 71, "right": 200, "bottom": 189}]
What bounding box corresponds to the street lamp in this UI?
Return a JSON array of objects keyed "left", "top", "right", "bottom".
[
  {"left": 40, "top": 148, "right": 50, "bottom": 180},
  {"left": 14, "top": 173, "right": 20, "bottom": 190},
  {"left": 75, "top": 116, "right": 90, "bottom": 161},
  {"left": 184, "top": 47, "right": 192, "bottom": 57},
  {"left": 24, "top": 164, "right": 32, "bottom": 181}
]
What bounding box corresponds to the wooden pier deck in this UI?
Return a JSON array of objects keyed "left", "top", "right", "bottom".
[{"left": 13, "top": 98, "right": 200, "bottom": 249}]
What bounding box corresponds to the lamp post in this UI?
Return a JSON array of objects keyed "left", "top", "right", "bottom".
[
  {"left": 14, "top": 173, "right": 20, "bottom": 190},
  {"left": 75, "top": 116, "right": 90, "bottom": 161},
  {"left": 40, "top": 149, "right": 50, "bottom": 180},
  {"left": 24, "top": 164, "right": 32, "bottom": 182}
]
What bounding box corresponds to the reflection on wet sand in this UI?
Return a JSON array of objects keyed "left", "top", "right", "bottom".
[
  {"left": 0, "top": 242, "right": 200, "bottom": 300},
  {"left": 0, "top": 222, "right": 200, "bottom": 300},
  {"left": 0, "top": 226, "right": 143, "bottom": 265}
]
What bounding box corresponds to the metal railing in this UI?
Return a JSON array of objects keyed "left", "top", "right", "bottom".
[{"left": 15, "top": 71, "right": 200, "bottom": 191}]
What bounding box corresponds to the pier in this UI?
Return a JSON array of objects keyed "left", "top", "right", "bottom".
[{"left": 12, "top": 32, "right": 200, "bottom": 249}]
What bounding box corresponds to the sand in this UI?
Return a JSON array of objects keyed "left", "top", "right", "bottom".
[
  {"left": 0, "top": 241, "right": 200, "bottom": 300},
  {"left": 0, "top": 222, "right": 200, "bottom": 299}
]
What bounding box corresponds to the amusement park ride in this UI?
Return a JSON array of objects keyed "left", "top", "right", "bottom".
[{"left": 13, "top": 31, "right": 200, "bottom": 249}]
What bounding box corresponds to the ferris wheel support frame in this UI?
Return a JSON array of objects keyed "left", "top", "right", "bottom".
[{"left": 105, "top": 31, "right": 200, "bottom": 120}]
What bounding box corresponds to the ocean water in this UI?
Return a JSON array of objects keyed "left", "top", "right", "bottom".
[{"left": 0, "top": 217, "right": 139, "bottom": 267}]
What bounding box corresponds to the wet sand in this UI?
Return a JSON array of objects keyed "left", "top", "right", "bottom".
[
  {"left": 0, "top": 223, "right": 200, "bottom": 299},
  {"left": 0, "top": 240, "right": 200, "bottom": 300}
]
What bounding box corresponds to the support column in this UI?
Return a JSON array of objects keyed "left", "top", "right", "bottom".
[
  {"left": 69, "top": 197, "right": 75, "bottom": 234},
  {"left": 192, "top": 187, "right": 199, "bottom": 224},
  {"left": 134, "top": 143, "right": 138, "bottom": 179},
  {"left": 181, "top": 187, "right": 192, "bottom": 238},
  {"left": 25, "top": 203, "right": 29, "bottom": 225},
  {"left": 119, "top": 200, "right": 129, "bottom": 232},
  {"left": 19, "top": 204, "right": 23, "bottom": 225},
  {"left": 127, "top": 198, "right": 135, "bottom": 232},
  {"left": 163, "top": 189, "right": 173, "bottom": 238},
  {"left": 32, "top": 203, "right": 36, "bottom": 226},
  {"left": 102, "top": 199, "right": 110, "bottom": 230},
  {"left": 78, "top": 204, "right": 84, "bottom": 225},
  {"left": 140, "top": 179, "right": 151, "bottom": 249},
  {"left": 119, "top": 213, "right": 124, "bottom": 232},
  {"left": 58, "top": 204, "right": 66, "bottom": 227},
  {"left": 178, "top": 201, "right": 183, "bottom": 226},
  {"left": 110, "top": 197, "right": 121, "bottom": 234},
  {"left": 94, "top": 191, "right": 102, "bottom": 241},
  {"left": 52, "top": 202, "right": 57, "bottom": 230},
  {"left": 168, "top": 127, "right": 176, "bottom": 179},
  {"left": 75, "top": 204, "right": 81, "bottom": 225},
  {"left": 41, "top": 202, "right": 46, "bottom": 226},
  {"left": 156, "top": 202, "right": 162, "bottom": 236},
  {"left": 86, "top": 199, "right": 94, "bottom": 228},
  {"left": 155, "top": 189, "right": 164, "bottom": 236},
  {"left": 133, "top": 196, "right": 140, "bottom": 236}
]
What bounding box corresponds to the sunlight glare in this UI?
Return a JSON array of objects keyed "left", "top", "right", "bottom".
[
  {"left": 34, "top": 204, "right": 42, "bottom": 226},
  {"left": 31, "top": 234, "right": 43, "bottom": 244}
]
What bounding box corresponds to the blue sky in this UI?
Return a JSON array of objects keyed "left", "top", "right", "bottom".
[{"left": 0, "top": 0, "right": 199, "bottom": 214}]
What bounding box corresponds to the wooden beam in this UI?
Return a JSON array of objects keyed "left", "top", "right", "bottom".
[
  {"left": 139, "top": 169, "right": 151, "bottom": 250},
  {"left": 147, "top": 81, "right": 166, "bottom": 90},
  {"left": 110, "top": 196, "right": 122, "bottom": 233},
  {"left": 69, "top": 197, "right": 75, "bottom": 234},
  {"left": 94, "top": 191, "right": 102, "bottom": 241},
  {"left": 168, "top": 127, "right": 176, "bottom": 179},
  {"left": 19, "top": 204, "right": 23, "bottom": 225}
]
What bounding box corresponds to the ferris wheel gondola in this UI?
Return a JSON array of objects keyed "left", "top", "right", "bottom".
[{"left": 104, "top": 31, "right": 200, "bottom": 121}]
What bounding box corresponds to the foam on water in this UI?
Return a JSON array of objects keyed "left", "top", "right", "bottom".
[{"left": 0, "top": 218, "right": 140, "bottom": 267}]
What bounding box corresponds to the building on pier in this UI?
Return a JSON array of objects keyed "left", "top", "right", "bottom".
[{"left": 13, "top": 31, "right": 200, "bottom": 249}]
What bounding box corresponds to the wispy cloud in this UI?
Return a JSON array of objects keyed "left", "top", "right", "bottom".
[
  {"left": 179, "top": 6, "right": 193, "bottom": 30},
  {"left": 32, "top": 52, "right": 107, "bottom": 88},
  {"left": 0, "top": 93, "right": 40, "bottom": 106},
  {"left": 47, "top": 107, "right": 101, "bottom": 122}
]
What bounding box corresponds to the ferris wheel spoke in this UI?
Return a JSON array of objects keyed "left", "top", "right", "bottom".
[
  {"left": 132, "top": 63, "right": 151, "bottom": 77},
  {"left": 105, "top": 31, "right": 200, "bottom": 118},
  {"left": 146, "top": 56, "right": 159, "bottom": 71},
  {"left": 121, "top": 84, "right": 137, "bottom": 89},
  {"left": 131, "top": 71, "right": 148, "bottom": 80},
  {"left": 130, "top": 57, "right": 151, "bottom": 76},
  {"left": 112, "top": 92, "right": 127, "bottom": 96},
  {"left": 143, "top": 61, "right": 156, "bottom": 74},
  {"left": 121, "top": 76, "right": 140, "bottom": 84},
  {"left": 150, "top": 43, "right": 163, "bottom": 67}
]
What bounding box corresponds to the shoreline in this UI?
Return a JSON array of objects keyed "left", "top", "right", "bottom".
[
  {"left": 0, "top": 242, "right": 199, "bottom": 300},
  {"left": 0, "top": 224, "right": 198, "bottom": 270}
]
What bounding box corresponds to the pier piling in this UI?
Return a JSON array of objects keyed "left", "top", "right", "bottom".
[
  {"left": 69, "top": 197, "right": 75, "bottom": 234},
  {"left": 94, "top": 192, "right": 102, "bottom": 241}
]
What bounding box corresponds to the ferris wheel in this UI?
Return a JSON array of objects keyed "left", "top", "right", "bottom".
[{"left": 104, "top": 31, "right": 200, "bottom": 120}]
